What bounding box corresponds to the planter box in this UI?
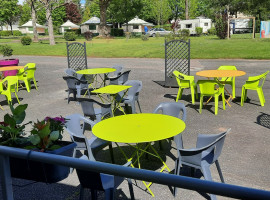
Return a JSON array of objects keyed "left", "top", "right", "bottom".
[
  {"left": 0, "top": 59, "right": 19, "bottom": 77},
  {"left": 10, "top": 141, "right": 76, "bottom": 183}
]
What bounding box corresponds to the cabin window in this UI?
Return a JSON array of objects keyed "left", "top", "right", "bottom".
[
  {"left": 186, "top": 24, "right": 192, "bottom": 28},
  {"left": 28, "top": 27, "right": 33, "bottom": 31},
  {"left": 133, "top": 25, "right": 139, "bottom": 29},
  {"left": 89, "top": 25, "right": 96, "bottom": 30},
  {"left": 204, "top": 23, "right": 208, "bottom": 26}
]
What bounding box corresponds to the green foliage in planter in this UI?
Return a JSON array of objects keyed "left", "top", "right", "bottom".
[
  {"left": 208, "top": 27, "right": 216, "bottom": 35},
  {"left": 84, "top": 31, "right": 93, "bottom": 41},
  {"left": 0, "top": 44, "right": 13, "bottom": 57},
  {"left": 21, "top": 36, "right": 32, "bottom": 45},
  {"left": 64, "top": 32, "right": 76, "bottom": 41},
  {"left": 196, "top": 27, "right": 203, "bottom": 36},
  {"left": 0, "top": 104, "right": 29, "bottom": 147}
]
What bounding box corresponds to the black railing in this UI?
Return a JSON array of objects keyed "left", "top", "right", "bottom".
[{"left": 0, "top": 146, "right": 270, "bottom": 200}]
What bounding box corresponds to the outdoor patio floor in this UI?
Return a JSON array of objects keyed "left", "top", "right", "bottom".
[{"left": 0, "top": 56, "right": 269, "bottom": 200}]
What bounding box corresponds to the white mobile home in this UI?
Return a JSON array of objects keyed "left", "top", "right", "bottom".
[{"left": 178, "top": 17, "right": 212, "bottom": 34}]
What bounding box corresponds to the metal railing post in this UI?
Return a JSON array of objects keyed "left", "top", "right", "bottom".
[{"left": 0, "top": 155, "right": 13, "bottom": 200}]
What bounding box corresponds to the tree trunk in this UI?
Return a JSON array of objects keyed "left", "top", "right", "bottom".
[
  {"left": 9, "top": 22, "right": 13, "bottom": 35},
  {"left": 31, "top": 0, "right": 39, "bottom": 43},
  {"left": 46, "top": 5, "right": 55, "bottom": 45},
  {"left": 99, "top": 0, "right": 111, "bottom": 37},
  {"left": 185, "top": 0, "right": 189, "bottom": 20}
]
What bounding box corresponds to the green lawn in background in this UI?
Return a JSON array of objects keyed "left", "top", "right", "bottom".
[{"left": 1, "top": 34, "right": 270, "bottom": 59}]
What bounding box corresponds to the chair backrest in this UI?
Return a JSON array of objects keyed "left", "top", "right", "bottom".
[
  {"left": 173, "top": 70, "right": 193, "bottom": 88},
  {"left": 179, "top": 129, "right": 230, "bottom": 166},
  {"left": 77, "top": 98, "right": 112, "bottom": 122},
  {"left": 18, "top": 63, "right": 35, "bottom": 74},
  {"left": 1, "top": 76, "right": 18, "bottom": 92},
  {"left": 247, "top": 71, "right": 269, "bottom": 88},
  {"left": 63, "top": 76, "right": 79, "bottom": 90},
  {"left": 218, "top": 65, "right": 237, "bottom": 81},
  {"left": 65, "top": 68, "right": 77, "bottom": 77},
  {"left": 153, "top": 102, "right": 186, "bottom": 121},
  {"left": 124, "top": 80, "right": 142, "bottom": 98},
  {"left": 108, "top": 65, "right": 123, "bottom": 78},
  {"left": 25, "top": 66, "right": 36, "bottom": 79},
  {"left": 109, "top": 70, "right": 131, "bottom": 85},
  {"left": 66, "top": 42, "right": 88, "bottom": 71},
  {"left": 197, "top": 80, "right": 221, "bottom": 95}
]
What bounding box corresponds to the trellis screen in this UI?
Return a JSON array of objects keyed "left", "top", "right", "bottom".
[
  {"left": 66, "top": 42, "right": 88, "bottom": 71},
  {"left": 165, "top": 39, "right": 190, "bottom": 87}
]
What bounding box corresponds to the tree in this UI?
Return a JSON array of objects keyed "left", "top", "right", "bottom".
[
  {"left": 38, "top": 0, "right": 67, "bottom": 45},
  {"left": 151, "top": 0, "right": 172, "bottom": 26},
  {"left": 99, "top": 0, "right": 111, "bottom": 37},
  {"left": 82, "top": 6, "right": 91, "bottom": 22},
  {"left": 19, "top": 2, "right": 31, "bottom": 26},
  {"left": 65, "top": 2, "right": 82, "bottom": 24},
  {"left": 0, "top": 0, "right": 21, "bottom": 34},
  {"left": 185, "top": 0, "right": 189, "bottom": 19}
]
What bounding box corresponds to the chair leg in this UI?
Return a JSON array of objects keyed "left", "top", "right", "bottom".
[
  {"left": 105, "top": 188, "right": 114, "bottom": 200},
  {"left": 241, "top": 87, "right": 245, "bottom": 106},
  {"left": 173, "top": 158, "right": 180, "bottom": 197},
  {"left": 257, "top": 88, "right": 265, "bottom": 106},
  {"left": 199, "top": 95, "right": 203, "bottom": 114},
  {"left": 222, "top": 91, "right": 225, "bottom": 110},
  {"left": 24, "top": 80, "right": 30, "bottom": 93},
  {"left": 14, "top": 92, "right": 20, "bottom": 104},
  {"left": 131, "top": 102, "right": 136, "bottom": 114},
  {"left": 190, "top": 86, "right": 195, "bottom": 105},
  {"left": 176, "top": 88, "right": 183, "bottom": 102},
  {"left": 127, "top": 178, "right": 135, "bottom": 200},
  {"left": 215, "top": 160, "right": 225, "bottom": 183},
  {"left": 232, "top": 81, "right": 236, "bottom": 99},
  {"left": 91, "top": 189, "right": 98, "bottom": 200},
  {"left": 244, "top": 89, "right": 248, "bottom": 101},
  {"left": 109, "top": 143, "right": 115, "bottom": 164},
  {"left": 32, "top": 78, "right": 38, "bottom": 90},
  {"left": 214, "top": 96, "right": 218, "bottom": 115}
]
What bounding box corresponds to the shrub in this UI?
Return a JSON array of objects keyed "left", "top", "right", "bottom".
[
  {"left": 141, "top": 34, "right": 149, "bottom": 41},
  {"left": 21, "top": 36, "right": 32, "bottom": 45},
  {"left": 13, "top": 30, "right": 23, "bottom": 36},
  {"left": 195, "top": 27, "right": 203, "bottom": 36},
  {"left": 111, "top": 28, "right": 124, "bottom": 37},
  {"left": 208, "top": 27, "right": 216, "bottom": 35},
  {"left": 66, "top": 29, "right": 81, "bottom": 35},
  {"left": 215, "top": 13, "right": 228, "bottom": 39},
  {"left": 0, "top": 31, "right": 12, "bottom": 37},
  {"left": 84, "top": 31, "right": 93, "bottom": 41},
  {"left": 0, "top": 45, "right": 13, "bottom": 57},
  {"left": 64, "top": 32, "right": 76, "bottom": 41}
]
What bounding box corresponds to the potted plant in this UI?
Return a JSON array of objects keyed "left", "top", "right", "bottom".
[
  {"left": 0, "top": 44, "right": 19, "bottom": 77},
  {"left": 0, "top": 104, "right": 76, "bottom": 183}
]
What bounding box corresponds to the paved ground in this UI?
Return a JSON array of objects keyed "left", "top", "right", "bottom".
[{"left": 0, "top": 56, "right": 269, "bottom": 200}]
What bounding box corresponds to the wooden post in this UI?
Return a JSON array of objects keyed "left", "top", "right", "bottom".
[
  {"left": 227, "top": 6, "right": 230, "bottom": 39},
  {"left": 252, "top": 17, "right": 255, "bottom": 39}
]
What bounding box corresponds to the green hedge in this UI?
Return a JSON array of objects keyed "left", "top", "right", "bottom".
[
  {"left": 0, "top": 30, "right": 23, "bottom": 36},
  {"left": 64, "top": 32, "right": 76, "bottom": 41},
  {"left": 21, "top": 36, "right": 32, "bottom": 45},
  {"left": 111, "top": 28, "right": 124, "bottom": 37}
]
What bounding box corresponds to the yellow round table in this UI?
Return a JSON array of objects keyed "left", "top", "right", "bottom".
[
  {"left": 92, "top": 113, "right": 185, "bottom": 196},
  {"left": 0, "top": 66, "right": 24, "bottom": 72},
  {"left": 93, "top": 113, "right": 186, "bottom": 143},
  {"left": 196, "top": 70, "right": 246, "bottom": 78},
  {"left": 76, "top": 68, "right": 116, "bottom": 75}
]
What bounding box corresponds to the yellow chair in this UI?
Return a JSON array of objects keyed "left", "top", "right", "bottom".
[
  {"left": 173, "top": 70, "right": 198, "bottom": 104},
  {"left": 0, "top": 76, "right": 20, "bottom": 106},
  {"left": 218, "top": 65, "right": 237, "bottom": 98},
  {"left": 241, "top": 71, "right": 269, "bottom": 107},
  {"left": 197, "top": 80, "right": 225, "bottom": 115},
  {"left": 17, "top": 63, "right": 37, "bottom": 92}
]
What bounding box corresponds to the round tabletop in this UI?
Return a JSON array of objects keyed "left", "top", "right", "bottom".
[
  {"left": 92, "top": 113, "right": 186, "bottom": 143},
  {"left": 196, "top": 70, "right": 246, "bottom": 78},
  {"left": 76, "top": 68, "right": 116, "bottom": 75},
  {"left": 0, "top": 66, "right": 24, "bottom": 72}
]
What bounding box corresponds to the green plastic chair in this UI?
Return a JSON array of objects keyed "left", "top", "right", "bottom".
[
  {"left": 0, "top": 76, "right": 20, "bottom": 105},
  {"left": 217, "top": 65, "right": 237, "bottom": 98},
  {"left": 173, "top": 70, "right": 198, "bottom": 104},
  {"left": 17, "top": 63, "right": 38, "bottom": 92},
  {"left": 197, "top": 80, "right": 225, "bottom": 115},
  {"left": 241, "top": 71, "right": 269, "bottom": 107}
]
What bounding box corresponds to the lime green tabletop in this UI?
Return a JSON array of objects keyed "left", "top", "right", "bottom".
[
  {"left": 76, "top": 68, "right": 116, "bottom": 75},
  {"left": 92, "top": 113, "right": 186, "bottom": 143},
  {"left": 92, "top": 85, "right": 132, "bottom": 95}
]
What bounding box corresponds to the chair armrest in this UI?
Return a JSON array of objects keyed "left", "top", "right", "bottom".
[{"left": 245, "top": 79, "right": 259, "bottom": 85}]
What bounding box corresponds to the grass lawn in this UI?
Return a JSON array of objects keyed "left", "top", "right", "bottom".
[{"left": 1, "top": 34, "right": 270, "bottom": 59}]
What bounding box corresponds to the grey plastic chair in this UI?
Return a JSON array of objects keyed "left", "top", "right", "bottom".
[
  {"left": 76, "top": 155, "right": 134, "bottom": 200},
  {"left": 107, "top": 65, "right": 123, "bottom": 79},
  {"left": 174, "top": 128, "right": 231, "bottom": 200},
  {"left": 116, "top": 80, "right": 142, "bottom": 114},
  {"left": 65, "top": 113, "right": 114, "bottom": 163},
  {"left": 77, "top": 98, "right": 112, "bottom": 122},
  {"left": 63, "top": 76, "right": 90, "bottom": 103},
  {"left": 153, "top": 102, "right": 186, "bottom": 151},
  {"left": 109, "top": 70, "right": 131, "bottom": 85}
]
